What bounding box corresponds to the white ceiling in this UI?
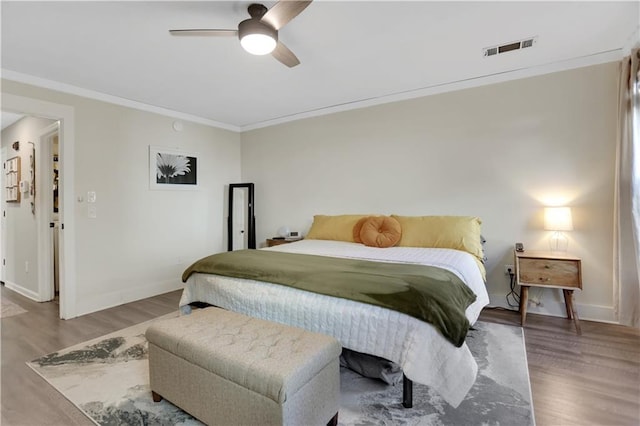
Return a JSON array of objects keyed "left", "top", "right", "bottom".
[{"left": 1, "top": 1, "right": 638, "bottom": 131}]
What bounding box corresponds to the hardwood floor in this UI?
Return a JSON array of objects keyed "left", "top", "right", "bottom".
[
  {"left": 479, "top": 307, "right": 640, "bottom": 426},
  {"left": 1, "top": 285, "right": 181, "bottom": 426},
  {"left": 1, "top": 286, "right": 639, "bottom": 425}
]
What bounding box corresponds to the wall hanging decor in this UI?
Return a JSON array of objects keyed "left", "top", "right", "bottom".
[
  {"left": 4, "top": 156, "right": 21, "bottom": 203},
  {"left": 149, "top": 146, "right": 198, "bottom": 190}
]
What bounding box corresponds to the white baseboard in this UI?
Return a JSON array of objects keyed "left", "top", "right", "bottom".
[
  {"left": 488, "top": 292, "right": 617, "bottom": 324},
  {"left": 4, "top": 281, "right": 43, "bottom": 302},
  {"left": 75, "top": 280, "right": 183, "bottom": 318}
]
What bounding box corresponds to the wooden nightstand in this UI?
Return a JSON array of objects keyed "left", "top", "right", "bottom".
[
  {"left": 515, "top": 250, "right": 582, "bottom": 334},
  {"left": 266, "top": 238, "right": 302, "bottom": 247}
]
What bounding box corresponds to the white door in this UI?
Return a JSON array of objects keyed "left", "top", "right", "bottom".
[
  {"left": 0, "top": 147, "right": 6, "bottom": 282},
  {"left": 37, "top": 123, "right": 58, "bottom": 301}
]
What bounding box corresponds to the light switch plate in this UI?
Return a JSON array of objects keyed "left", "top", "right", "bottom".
[
  {"left": 88, "top": 205, "right": 97, "bottom": 218},
  {"left": 87, "top": 191, "right": 96, "bottom": 203}
]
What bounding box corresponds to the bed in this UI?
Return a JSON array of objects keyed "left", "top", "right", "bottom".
[{"left": 179, "top": 215, "right": 490, "bottom": 408}]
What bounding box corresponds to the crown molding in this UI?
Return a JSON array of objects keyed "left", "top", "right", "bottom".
[
  {"left": 241, "top": 49, "right": 624, "bottom": 131},
  {"left": 1, "top": 69, "right": 241, "bottom": 133}
]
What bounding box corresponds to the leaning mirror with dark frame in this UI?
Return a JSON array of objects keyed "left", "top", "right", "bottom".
[{"left": 227, "top": 183, "right": 256, "bottom": 251}]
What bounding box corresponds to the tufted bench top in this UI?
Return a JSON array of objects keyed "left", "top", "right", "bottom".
[{"left": 145, "top": 307, "right": 342, "bottom": 404}]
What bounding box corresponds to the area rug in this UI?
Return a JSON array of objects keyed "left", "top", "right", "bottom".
[
  {"left": 1, "top": 296, "right": 27, "bottom": 318},
  {"left": 27, "top": 312, "right": 534, "bottom": 425}
]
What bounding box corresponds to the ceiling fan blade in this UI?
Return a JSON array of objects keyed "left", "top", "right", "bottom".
[
  {"left": 271, "top": 41, "right": 300, "bottom": 68},
  {"left": 169, "top": 29, "right": 238, "bottom": 37},
  {"left": 261, "top": 1, "right": 312, "bottom": 30}
]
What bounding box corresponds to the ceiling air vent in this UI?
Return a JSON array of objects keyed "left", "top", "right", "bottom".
[{"left": 483, "top": 36, "right": 537, "bottom": 57}]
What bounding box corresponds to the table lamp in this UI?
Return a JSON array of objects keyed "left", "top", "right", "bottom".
[{"left": 544, "top": 207, "right": 573, "bottom": 252}]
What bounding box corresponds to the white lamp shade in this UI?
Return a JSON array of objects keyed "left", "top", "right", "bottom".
[
  {"left": 544, "top": 207, "right": 573, "bottom": 231},
  {"left": 240, "top": 33, "right": 276, "bottom": 55},
  {"left": 238, "top": 19, "right": 277, "bottom": 56}
]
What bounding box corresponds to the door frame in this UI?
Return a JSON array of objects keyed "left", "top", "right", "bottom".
[{"left": 2, "top": 93, "right": 77, "bottom": 319}]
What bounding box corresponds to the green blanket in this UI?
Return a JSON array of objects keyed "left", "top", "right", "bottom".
[{"left": 182, "top": 250, "right": 477, "bottom": 347}]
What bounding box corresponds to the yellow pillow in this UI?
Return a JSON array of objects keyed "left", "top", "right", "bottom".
[
  {"left": 306, "top": 214, "right": 368, "bottom": 242},
  {"left": 391, "top": 215, "right": 484, "bottom": 261},
  {"left": 359, "top": 216, "right": 402, "bottom": 248}
]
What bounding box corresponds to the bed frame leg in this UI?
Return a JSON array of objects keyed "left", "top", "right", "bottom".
[{"left": 402, "top": 374, "right": 413, "bottom": 408}]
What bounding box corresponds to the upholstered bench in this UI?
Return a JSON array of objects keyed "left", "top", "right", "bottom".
[{"left": 146, "top": 307, "right": 342, "bottom": 426}]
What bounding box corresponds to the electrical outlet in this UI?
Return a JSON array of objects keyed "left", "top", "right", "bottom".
[{"left": 504, "top": 264, "right": 514, "bottom": 275}]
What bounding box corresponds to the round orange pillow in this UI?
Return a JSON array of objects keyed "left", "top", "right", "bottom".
[
  {"left": 353, "top": 216, "right": 372, "bottom": 243},
  {"left": 359, "top": 216, "right": 402, "bottom": 248}
]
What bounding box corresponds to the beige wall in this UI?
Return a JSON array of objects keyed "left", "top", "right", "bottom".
[
  {"left": 2, "top": 80, "right": 241, "bottom": 316},
  {"left": 0, "top": 61, "right": 620, "bottom": 322},
  {"left": 241, "top": 62, "right": 619, "bottom": 322}
]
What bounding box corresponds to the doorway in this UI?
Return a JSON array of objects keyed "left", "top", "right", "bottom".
[
  {"left": 1, "top": 117, "right": 59, "bottom": 307},
  {"left": 2, "top": 93, "right": 76, "bottom": 319}
]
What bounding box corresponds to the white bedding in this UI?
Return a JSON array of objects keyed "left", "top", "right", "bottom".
[{"left": 179, "top": 239, "right": 490, "bottom": 407}]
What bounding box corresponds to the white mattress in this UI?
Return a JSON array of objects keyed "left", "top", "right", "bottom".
[{"left": 179, "top": 240, "right": 490, "bottom": 407}]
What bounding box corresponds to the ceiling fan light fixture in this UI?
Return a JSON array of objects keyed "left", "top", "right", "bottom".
[
  {"left": 170, "top": 0, "right": 311, "bottom": 67},
  {"left": 239, "top": 19, "right": 277, "bottom": 55},
  {"left": 241, "top": 33, "right": 276, "bottom": 55}
]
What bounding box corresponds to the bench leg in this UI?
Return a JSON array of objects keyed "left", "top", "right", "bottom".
[
  {"left": 151, "top": 391, "right": 163, "bottom": 402},
  {"left": 402, "top": 374, "right": 413, "bottom": 408},
  {"left": 327, "top": 412, "right": 338, "bottom": 426}
]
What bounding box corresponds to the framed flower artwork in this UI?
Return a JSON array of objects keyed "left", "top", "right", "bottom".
[{"left": 149, "top": 146, "right": 198, "bottom": 190}]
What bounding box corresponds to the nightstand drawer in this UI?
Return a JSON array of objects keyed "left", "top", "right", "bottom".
[{"left": 518, "top": 258, "right": 581, "bottom": 288}]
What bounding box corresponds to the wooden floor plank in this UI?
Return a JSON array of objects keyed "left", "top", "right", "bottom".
[{"left": 2, "top": 286, "right": 639, "bottom": 425}]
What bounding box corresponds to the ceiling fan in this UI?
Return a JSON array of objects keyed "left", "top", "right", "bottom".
[{"left": 169, "top": 1, "right": 312, "bottom": 68}]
